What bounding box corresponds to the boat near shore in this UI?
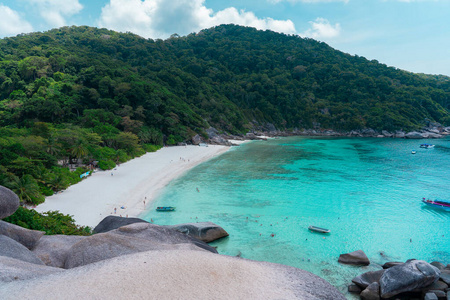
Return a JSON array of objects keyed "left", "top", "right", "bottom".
[
  {"left": 308, "top": 225, "right": 330, "bottom": 233},
  {"left": 156, "top": 206, "right": 176, "bottom": 212}
]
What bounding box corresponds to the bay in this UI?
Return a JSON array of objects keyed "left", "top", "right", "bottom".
[{"left": 142, "top": 137, "right": 450, "bottom": 295}]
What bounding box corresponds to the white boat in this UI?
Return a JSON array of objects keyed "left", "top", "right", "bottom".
[
  {"left": 411, "top": 150, "right": 416, "bottom": 154},
  {"left": 420, "top": 144, "right": 435, "bottom": 149},
  {"left": 308, "top": 225, "right": 330, "bottom": 233}
]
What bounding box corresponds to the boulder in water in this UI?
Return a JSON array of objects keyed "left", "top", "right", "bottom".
[
  {"left": 0, "top": 185, "right": 20, "bottom": 219},
  {"left": 338, "top": 250, "right": 370, "bottom": 266},
  {"left": 379, "top": 259, "right": 440, "bottom": 298},
  {"left": 352, "top": 269, "right": 385, "bottom": 288}
]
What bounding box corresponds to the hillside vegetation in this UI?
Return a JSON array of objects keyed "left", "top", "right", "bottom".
[{"left": 0, "top": 24, "right": 449, "bottom": 205}]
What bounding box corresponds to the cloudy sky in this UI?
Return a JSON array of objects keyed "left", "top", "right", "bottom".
[{"left": 1, "top": 0, "right": 449, "bottom": 76}]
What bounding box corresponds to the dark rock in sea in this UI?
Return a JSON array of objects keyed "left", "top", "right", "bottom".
[
  {"left": 0, "top": 185, "right": 20, "bottom": 219},
  {"left": 360, "top": 282, "right": 380, "bottom": 300},
  {"left": 32, "top": 235, "right": 86, "bottom": 268},
  {"left": 405, "top": 131, "right": 424, "bottom": 139},
  {"left": 0, "top": 235, "right": 44, "bottom": 265},
  {"left": 166, "top": 222, "right": 229, "bottom": 242},
  {"left": 379, "top": 259, "right": 441, "bottom": 298},
  {"left": 0, "top": 256, "right": 63, "bottom": 283},
  {"left": 352, "top": 269, "right": 385, "bottom": 288},
  {"left": 338, "top": 250, "right": 370, "bottom": 266},
  {"left": 93, "top": 215, "right": 148, "bottom": 233},
  {"left": 431, "top": 261, "right": 447, "bottom": 270},
  {"left": 423, "top": 290, "right": 446, "bottom": 299},
  {"left": 426, "top": 132, "right": 443, "bottom": 139},
  {"left": 424, "top": 292, "right": 439, "bottom": 300},
  {"left": 420, "top": 280, "right": 448, "bottom": 293},
  {"left": 0, "top": 220, "right": 45, "bottom": 250},
  {"left": 191, "top": 134, "right": 202, "bottom": 145},
  {"left": 382, "top": 261, "right": 404, "bottom": 269},
  {"left": 348, "top": 284, "right": 362, "bottom": 293},
  {"left": 65, "top": 223, "right": 217, "bottom": 269},
  {"left": 439, "top": 269, "right": 450, "bottom": 285}
]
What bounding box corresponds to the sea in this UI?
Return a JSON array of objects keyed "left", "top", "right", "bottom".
[{"left": 141, "top": 136, "right": 450, "bottom": 296}]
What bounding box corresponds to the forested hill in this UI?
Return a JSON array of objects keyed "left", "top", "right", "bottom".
[{"left": 1, "top": 24, "right": 449, "bottom": 143}]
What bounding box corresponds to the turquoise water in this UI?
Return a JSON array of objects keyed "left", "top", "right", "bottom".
[{"left": 142, "top": 137, "right": 450, "bottom": 295}]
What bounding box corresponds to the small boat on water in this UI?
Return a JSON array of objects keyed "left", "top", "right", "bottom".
[
  {"left": 422, "top": 198, "right": 450, "bottom": 211},
  {"left": 411, "top": 150, "right": 416, "bottom": 154},
  {"left": 156, "top": 206, "right": 176, "bottom": 212},
  {"left": 308, "top": 225, "right": 330, "bottom": 233},
  {"left": 420, "top": 143, "right": 435, "bottom": 149}
]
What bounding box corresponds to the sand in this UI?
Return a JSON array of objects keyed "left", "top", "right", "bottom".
[{"left": 35, "top": 145, "right": 229, "bottom": 228}]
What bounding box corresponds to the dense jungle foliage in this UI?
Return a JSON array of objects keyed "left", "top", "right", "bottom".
[{"left": 0, "top": 24, "right": 449, "bottom": 209}]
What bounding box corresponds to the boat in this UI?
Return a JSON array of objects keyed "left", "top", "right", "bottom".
[
  {"left": 420, "top": 143, "right": 435, "bottom": 149},
  {"left": 156, "top": 206, "right": 176, "bottom": 212},
  {"left": 411, "top": 150, "right": 416, "bottom": 154},
  {"left": 422, "top": 198, "right": 450, "bottom": 211},
  {"left": 308, "top": 225, "right": 330, "bottom": 233}
]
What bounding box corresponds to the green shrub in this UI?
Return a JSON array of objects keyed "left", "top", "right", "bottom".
[
  {"left": 98, "top": 159, "right": 116, "bottom": 170},
  {"left": 3, "top": 207, "right": 92, "bottom": 235},
  {"left": 143, "top": 144, "right": 162, "bottom": 152}
]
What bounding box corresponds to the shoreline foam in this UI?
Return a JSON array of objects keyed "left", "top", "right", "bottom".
[{"left": 35, "top": 145, "right": 230, "bottom": 227}]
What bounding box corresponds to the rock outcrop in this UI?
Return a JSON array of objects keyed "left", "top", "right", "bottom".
[
  {"left": 0, "top": 220, "right": 45, "bottom": 249},
  {"left": 379, "top": 260, "right": 440, "bottom": 298},
  {"left": 0, "top": 250, "right": 346, "bottom": 300},
  {"left": 0, "top": 256, "right": 63, "bottom": 283},
  {"left": 32, "top": 235, "right": 87, "bottom": 268},
  {"left": 166, "top": 221, "right": 229, "bottom": 242},
  {"left": 93, "top": 215, "right": 148, "bottom": 233},
  {"left": 0, "top": 235, "right": 44, "bottom": 265},
  {"left": 338, "top": 250, "right": 370, "bottom": 266},
  {"left": 0, "top": 185, "right": 20, "bottom": 219},
  {"left": 65, "top": 223, "right": 217, "bottom": 269}
]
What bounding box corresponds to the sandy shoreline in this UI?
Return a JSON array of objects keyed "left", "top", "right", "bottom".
[{"left": 35, "top": 145, "right": 230, "bottom": 228}]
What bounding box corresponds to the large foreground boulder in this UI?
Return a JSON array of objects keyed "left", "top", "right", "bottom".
[
  {"left": 0, "top": 220, "right": 45, "bottom": 249},
  {"left": 338, "top": 250, "right": 370, "bottom": 266},
  {"left": 93, "top": 215, "right": 148, "bottom": 233},
  {"left": 0, "top": 250, "right": 346, "bottom": 299},
  {"left": 0, "top": 256, "right": 63, "bottom": 283},
  {"left": 64, "top": 223, "right": 217, "bottom": 269},
  {"left": 0, "top": 235, "right": 44, "bottom": 265},
  {"left": 32, "top": 235, "right": 87, "bottom": 268},
  {"left": 166, "top": 222, "right": 229, "bottom": 242},
  {"left": 0, "top": 185, "right": 20, "bottom": 219},
  {"left": 379, "top": 259, "right": 440, "bottom": 298}
]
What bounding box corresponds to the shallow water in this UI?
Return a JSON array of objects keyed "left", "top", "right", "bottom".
[{"left": 142, "top": 137, "right": 450, "bottom": 295}]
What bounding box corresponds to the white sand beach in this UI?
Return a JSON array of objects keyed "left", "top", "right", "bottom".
[{"left": 35, "top": 145, "right": 229, "bottom": 228}]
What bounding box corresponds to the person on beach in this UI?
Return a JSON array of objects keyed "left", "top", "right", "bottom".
[{"left": 114, "top": 207, "right": 117, "bottom": 214}]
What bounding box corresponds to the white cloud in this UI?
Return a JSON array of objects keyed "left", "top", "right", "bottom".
[
  {"left": 268, "top": 0, "right": 349, "bottom": 3},
  {"left": 0, "top": 4, "right": 33, "bottom": 37},
  {"left": 98, "top": 0, "right": 296, "bottom": 39},
  {"left": 302, "top": 18, "right": 341, "bottom": 39},
  {"left": 26, "top": 0, "right": 83, "bottom": 27}
]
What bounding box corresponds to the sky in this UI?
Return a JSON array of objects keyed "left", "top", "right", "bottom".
[{"left": 0, "top": 0, "right": 449, "bottom": 76}]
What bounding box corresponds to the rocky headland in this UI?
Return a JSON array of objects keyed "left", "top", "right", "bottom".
[
  {"left": 0, "top": 186, "right": 345, "bottom": 299},
  {"left": 192, "top": 122, "right": 450, "bottom": 146}
]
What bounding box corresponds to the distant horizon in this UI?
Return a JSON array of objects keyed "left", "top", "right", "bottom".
[{"left": 1, "top": 0, "right": 449, "bottom": 77}]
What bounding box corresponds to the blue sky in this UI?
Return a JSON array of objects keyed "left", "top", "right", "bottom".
[{"left": 0, "top": 0, "right": 449, "bottom": 76}]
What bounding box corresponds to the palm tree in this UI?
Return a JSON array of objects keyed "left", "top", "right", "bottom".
[
  {"left": 70, "top": 140, "right": 89, "bottom": 165},
  {"left": 6, "top": 175, "right": 42, "bottom": 204}
]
